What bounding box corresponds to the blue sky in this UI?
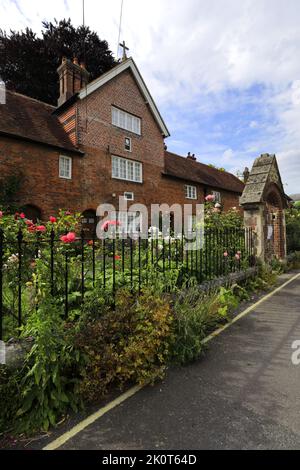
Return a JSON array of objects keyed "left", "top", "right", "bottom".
[{"left": 1, "top": 0, "right": 300, "bottom": 193}]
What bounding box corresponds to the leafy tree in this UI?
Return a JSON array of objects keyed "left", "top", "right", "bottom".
[
  {"left": 0, "top": 19, "right": 116, "bottom": 105},
  {"left": 286, "top": 203, "right": 300, "bottom": 253}
]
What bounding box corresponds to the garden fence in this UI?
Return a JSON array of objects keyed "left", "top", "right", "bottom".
[{"left": 0, "top": 227, "right": 255, "bottom": 340}]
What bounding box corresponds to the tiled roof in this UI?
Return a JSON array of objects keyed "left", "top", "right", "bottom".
[
  {"left": 163, "top": 151, "right": 245, "bottom": 193},
  {"left": 240, "top": 154, "right": 286, "bottom": 205},
  {"left": 0, "top": 90, "right": 80, "bottom": 153}
]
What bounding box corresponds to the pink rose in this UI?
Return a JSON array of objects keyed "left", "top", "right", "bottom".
[
  {"left": 235, "top": 253, "right": 241, "bottom": 260},
  {"left": 20, "top": 213, "right": 26, "bottom": 219},
  {"left": 0, "top": 211, "right": 3, "bottom": 218},
  {"left": 60, "top": 232, "right": 76, "bottom": 243},
  {"left": 36, "top": 225, "right": 46, "bottom": 232},
  {"left": 205, "top": 194, "right": 215, "bottom": 202},
  {"left": 101, "top": 220, "right": 120, "bottom": 232},
  {"left": 223, "top": 251, "right": 228, "bottom": 257}
]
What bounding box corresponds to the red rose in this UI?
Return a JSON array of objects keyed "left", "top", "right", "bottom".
[
  {"left": 20, "top": 213, "right": 25, "bottom": 219},
  {"left": 0, "top": 211, "right": 3, "bottom": 218},
  {"left": 60, "top": 232, "right": 76, "bottom": 243},
  {"left": 36, "top": 225, "right": 46, "bottom": 232},
  {"left": 49, "top": 216, "right": 57, "bottom": 223}
]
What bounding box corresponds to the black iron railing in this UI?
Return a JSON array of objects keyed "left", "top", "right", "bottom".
[{"left": 0, "top": 227, "right": 255, "bottom": 340}]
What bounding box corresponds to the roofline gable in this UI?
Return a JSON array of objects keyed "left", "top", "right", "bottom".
[{"left": 78, "top": 58, "right": 170, "bottom": 138}]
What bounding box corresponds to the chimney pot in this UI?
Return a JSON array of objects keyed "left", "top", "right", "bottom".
[
  {"left": 57, "top": 56, "right": 90, "bottom": 107},
  {"left": 187, "top": 152, "right": 196, "bottom": 161}
]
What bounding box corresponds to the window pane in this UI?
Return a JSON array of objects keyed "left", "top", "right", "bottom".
[
  {"left": 111, "top": 107, "right": 141, "bottom": 135},
  {"left": 128, "top": 161, "right": 134, "bottom": 180},
  {"left": 120, "top": 159, "right": 126, "bottom": 179},
  {"left": 111, "top": 156, "right": 142, "bottom": 183},
  {"left": 134, "top": 162, "right": 141, "bottom": 182},
  {"left": 112, "top": 156, "right": 119, "bottom": 178},
  {"left": 59, "top": 156, "right": 71, "bottom": 178},
  {"left": 112, "top": 108, "right": 118, "bottom": 126}
]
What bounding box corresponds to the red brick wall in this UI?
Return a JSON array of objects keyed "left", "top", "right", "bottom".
[
  {"left": 0, "top": 69, "right": 242, "bottom": 221},
  {"left": 72, "top": 68, "right": 166, "bottom": 213},
  {"left": 0, "top": 135, "right": 82, "bottom": 219}
]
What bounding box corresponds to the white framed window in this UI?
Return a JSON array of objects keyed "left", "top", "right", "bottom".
[
  {"left": 117, "top": 211, "right": 142, "bottom": 233},
  {"left": 124, "top": 192, "right": 134, "bottom": 201},
  {"left": 59, "top": 155, "right": 72, "bottom": 179},
  {"left": 212, "top": 191, "right": 221, "bottom": 203},
  {"left": 112, "top": 106, "right": 141, "bottom": 135},
  {"left": 125, "top": 137, "right": 132, "bottom": 152},
  {"left": 112, "top": 155, "right": 143, "bottom": 183},
  {"left": 185, "top": 185, "right": 197, "bottom": 200}
]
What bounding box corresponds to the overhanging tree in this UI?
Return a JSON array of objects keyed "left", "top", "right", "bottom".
[{"left": 0, "top": 19, "right": 116, "bottom": 105}]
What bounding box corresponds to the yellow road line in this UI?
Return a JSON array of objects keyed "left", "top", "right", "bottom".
[
  {"left": 43, "top": 384, "right": 144, "bottom": 450},
  {"left": 202, "top": 271, "right": 300, "bottom": 344},
  {"left": 44, "top": 271, "right": 300, "bottom": 450}
]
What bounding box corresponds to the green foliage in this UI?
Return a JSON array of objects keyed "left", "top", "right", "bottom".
[
  {"left": 288, "top": 251, "right": 300, "bottom": 270},
  {"left": 286, "top": 205, "right": 300, "bottom": 253},
  {"left": 75, "top": 289, "right": 173, "bottom": 402},
  {"left": 170, "top": 286, "right": 234, "bottom": 365},
  {"left": 10, "top": 301, "right": 82, "bottom": 434},
  {"left": 0, "top": 18, "right": 116, "bottom": 105},
  {"left": 0, "top": 366, "right": 20, "bottom": 433}
]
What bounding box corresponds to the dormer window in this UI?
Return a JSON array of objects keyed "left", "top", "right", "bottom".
[{"left": 112, "top": 106, "right": 141, "bottom": 135}]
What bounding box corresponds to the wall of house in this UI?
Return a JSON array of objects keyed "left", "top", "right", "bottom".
[
  {"left": 0, "top": 135, "right": 82, "bottom": 219},
  {"left": 73, "top": 69, "right": 166, "bottom": 214},
  {"left": 205, "top": 186, "right": 242, "bottom": 212}
]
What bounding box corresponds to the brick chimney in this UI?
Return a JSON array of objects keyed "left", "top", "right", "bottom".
[
  {"left": 57, "top": 57, "right": 90, "bottom": 107},
  {"left": 187, "top": 152, "right": 197, "bottom": 161}
]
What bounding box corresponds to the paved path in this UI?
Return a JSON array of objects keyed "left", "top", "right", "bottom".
[{"left": 57, "top": 272, "right": 300, "bottom": 450}]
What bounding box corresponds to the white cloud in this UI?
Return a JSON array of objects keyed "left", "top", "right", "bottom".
[{"left": 1, "top": 0, "right": 300, "bottom": 191}]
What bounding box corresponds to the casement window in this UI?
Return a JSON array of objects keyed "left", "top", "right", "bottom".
[
  {"left": 212, "top": 191, "right": 221, "bottom": 203},
  {"left": 125, "top": 137, "right": 132, "bottom": 152},
  {"left": 112, "top": 155, "right": 143, "bottom": 183},
  {"left": 184, "top": 184, "right": 197, "bottom": 200},
  {"left": 123, "top": 191, "right": 134, "bottom": 201},
  {"left": 59, "top": 155, "right": 72, "bottom": 179},
  {"left": 112, "top": 106, "right": 141, "bottom": 135},
  {"left": 117, "top": 211, "right": 142, "bottom": 233}
]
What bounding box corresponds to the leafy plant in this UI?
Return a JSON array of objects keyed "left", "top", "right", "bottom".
[
  {"left": 12, "top": 301, "right": 82, "bottom": 434},
  {"left": 75, "top": 289, "right": 173, "bottom": 402},
  {"left": 170, "top": 287, "right": 227, "bottom": 365}
]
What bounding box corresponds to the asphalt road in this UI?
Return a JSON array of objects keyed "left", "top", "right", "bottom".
[{"left": 55, "top": 272, "right": 300, "bottom": 450}]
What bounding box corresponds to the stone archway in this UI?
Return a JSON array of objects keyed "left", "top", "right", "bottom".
[
  {"left": 264, "top": 185, "right": 285, "bottom": 260},
  {"left": 21, "top": 204, "right": 42, "bottom": 223},
  {"left": 240, "top": 154, "right": 288, "bottom": 262}
]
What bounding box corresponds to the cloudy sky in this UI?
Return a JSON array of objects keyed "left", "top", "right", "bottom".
[{"left": 1, "top": 0, "right": 300, "bottom": 194}]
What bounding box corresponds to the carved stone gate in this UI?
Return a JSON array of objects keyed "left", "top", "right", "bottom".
[{"left": 240, "top": 154, "right": 288, "bottom": 262}]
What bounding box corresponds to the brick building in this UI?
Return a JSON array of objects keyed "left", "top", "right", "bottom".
[{"left": 0, "top": 56, "right": 244, "bottom": 230}]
